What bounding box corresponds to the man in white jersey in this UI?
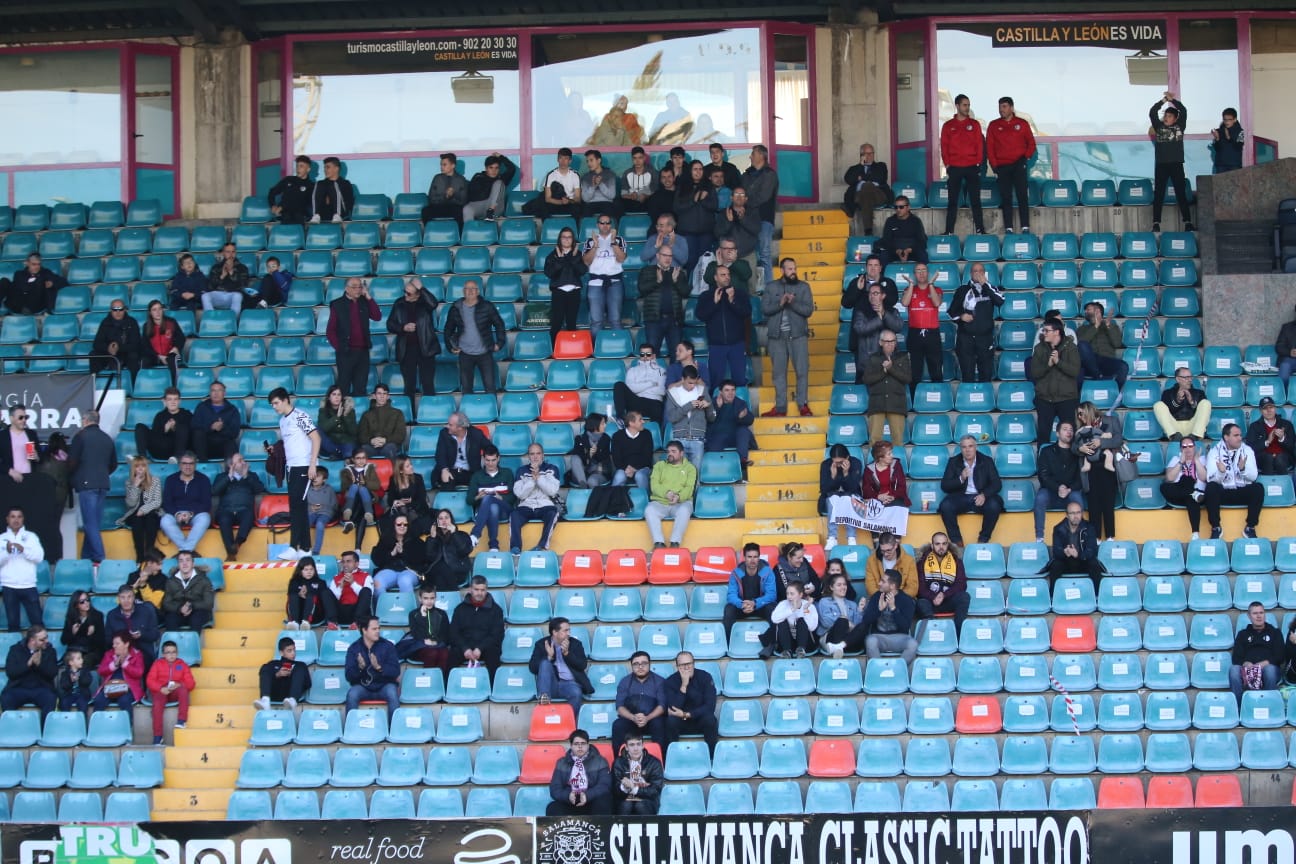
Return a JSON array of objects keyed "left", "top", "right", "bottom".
[{"left": 270, "top": 387, "right": 321, "bottom": 561}]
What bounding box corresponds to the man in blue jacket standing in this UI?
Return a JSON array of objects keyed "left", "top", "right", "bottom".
[
  {"left": 695, "top": 264, "right": 751, "bottom": 387},
  {"left": 723, "top": 542, "right": 776, "bottom": 643}
]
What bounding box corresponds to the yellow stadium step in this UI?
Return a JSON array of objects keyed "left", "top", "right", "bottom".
[
  {"left": 149, "top": 787, "right": 231, "bottom": 821},
  {"left": 782, "top": 222, "right": 849, "bottom": 240},
  {"left": 752, "top": 416, "right": 829, "bottom": 436},
  {"left": 223, "top": 566, "right": 294, "bottom": 592},
  {"left": 748, "top": 384, "right": 836, "bottom": 403},
  {"left": 783, "top": 209, "right": 850, "bottom": 228},
  {"left": 173, "top": 726, "right": 250, "bottom": 747},
  {"left": 192, "top": 687, "right": 259, "bottom": 706},
  {"left": 165, "top": 745, "right": 246, "bottom": 770},
  {"left": 779, "top": 236, "right": 846, "bottom": 255},
  {"left": 192, "top": 667, "right": 259, "bottom": 690},
  {"left": 799, "top": 264, "right": 846, "bottom": 284},
  {"left": 751, "top": 450, "right": 819, "bottom": 468},
  {"left": 203, "top": 629, "right": 279, "bottom": 651},
  {"left": 745, "top": 500, "right": 821, "bottom": 519},
  {"left": 186, "top": 705, "right": 257, "bottom": 729},
  {"left": 217, "top": 591, "right": 287, "bottom": 615},
  {"left": 741, "top": 517, "right": 824, "bottom": 535},
  {"left": 756, "top": 433, "right": 826, "bottom": 453},
  {"left": 197, "top": 648, "right": 272, "bottom": 670},
  {"left": 746, "top": 482, "right": 819, "bottom": 503},
  {"left": 756, "top": 355, "right": 834, "bottom": 374},
  {"left": 164, "top": 767, "right": 238, "bottom": 788},
  {"left": 213, "top": 610, "right": 285, "bottom": 629}
]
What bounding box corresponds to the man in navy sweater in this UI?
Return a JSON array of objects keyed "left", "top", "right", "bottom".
[
  {"left": 694, "top": 265, "right": 751, "bottom": 386},
  {"left": 160, "top": 453, "right": 212, "bottom": 552}
]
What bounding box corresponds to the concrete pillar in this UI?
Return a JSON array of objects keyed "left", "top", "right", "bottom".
[
  {"left": 191, "top": 31, "right": 248, "bottom": 217},
  {"left": 817, "top": 16, "right": 890, "bottom": 210}
]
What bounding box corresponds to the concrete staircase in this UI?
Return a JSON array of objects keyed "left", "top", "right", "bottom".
[
  {"left": 150, "top": 565, "right": 288, "bottom": 820},
  {"left": 743, "top": 208, "right": 850, "bottom": 545}
]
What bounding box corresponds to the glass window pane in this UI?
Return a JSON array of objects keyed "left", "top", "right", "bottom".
[
  {"left": 530, "top": 29, "right": 762, "bottom": 148},
  {"left": 774, "top": 35, "right": 808, "bottom": 146},
  {"left": 1179, "top": 19, "right": 1238, "bottom": 178},
  {"left": 134, "top": 54, "right": 173, "bottom": 164},
  {"left": 895, "top": 30, "right": 928, "bottom": 145},
  {"left": 292, "top": 40, "right": 520, "bottom": 153},
  {"left": 0, "top": 50, "right": 122, "bottom": 165},
  {"left": 256, "top": 49, "right": 282, "bottom": 162},
  {"left": 1249, "top": 19, "right": 1296, "bottom": 159},
  {"left": 937, "top": 24, "right": 1167, "bottom": 141}
]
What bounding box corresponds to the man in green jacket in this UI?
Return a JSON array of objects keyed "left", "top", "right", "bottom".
[
  {"left": 358, "top": 384, "right": 407, "bottom": 459},
  {"left": 1030, "top": 320, "right": 1081, "bottom": 444},
  {"left": 644, "top": 442, "right": 696, "bottom": 549}
]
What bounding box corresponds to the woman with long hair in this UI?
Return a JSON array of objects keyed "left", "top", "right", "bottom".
[
  {"left": 284, "top": 555, "right": 326, "bottom": 630},
  {"left": 61, "top": 590, "right": 106, "bottom": 668},
  {"left": 383, "top": 455, "right": 432, "bottom": 538},
  {"left": 141, "top": 300, "right": 186, "bottom": 386},
  {"left": 423, "top": 508, "right": 474, "bottom": 591},
  {"left": 119, "top": 455, "right": 162, "bottom": 561},
  {"left": 1073, "top": 401, "right": 1124, "bottom": 541},
  {"left": 544, "top": 226, "right": 587, "bottom": 345},
  {"left": 674, "top": 159, "right": 716, "bottom": 273},
  {"left": 372, "top": 514, "right": 427, "bottom": 594},
  {"left": 317, "top": 384, "right": 358, "bottom": 460}
]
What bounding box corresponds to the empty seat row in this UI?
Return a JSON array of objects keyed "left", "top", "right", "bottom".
[
  {"left": 0, "top": 200, "right": 159, "bottom": 234},
  {"left": 0, "top": 790, "right": 151, "bottom": 824},
  {"left": 841, "top": 257, "right": 1198, "bottom": 292},
  {"left": 847, "top": 230, "right": 1197, "bottom": 267},
  {"left": 886, "top": 177, "right": 1182, "bottom": 212},
  {"left": 226, "top": 785, "right": 549, "bottom": 821},
  {"left": 0, "top": 745, "right": 163, "bottom": 790}
]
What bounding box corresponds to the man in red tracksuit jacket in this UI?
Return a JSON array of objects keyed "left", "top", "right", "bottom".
[
  {"left": 940, "top": 94, "right": 986, "bottom": 236},
  {"left": 986, "top": 96, "right": 1037, "bottom": 235}
]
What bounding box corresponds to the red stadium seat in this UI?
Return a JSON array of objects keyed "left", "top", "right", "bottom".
[
  {"left": 648, "top": 547, "right": 693, "bottom": 584},
  {"left": 1097, "top": 777, "right": 1145, "bottom": 809},
  {"left": 539, "top": 391, "right": 582, "bottom": 422},
  {"left": 559, "top": 550, "right": 605, "bottom": 586},
  {"left": 604, "top": 549, "right": 648, "bottom": 585},
  {"left": 954, "top": 697, "right": 1002, "bottom": 734},
  {"left": 1051, "top": 615, "right": 1096, "bottom": 652},
  {"left": 1195, "top": 775, "right": 1242, "bottom": 808},
  {"left": 528, "top": 704, "right": 575, "bottom": 742},
  {"left": 552, "top": 330, "right": 593, "bottom": 360},
  {"left": 693, "top": 547, "right": 736, "bottom": 583},
  {"left": 1146, "top": 776, "right": 1194, "bottom": 808},
  {"left": 807, "top": 740, "right": 855, "bottom": 777},
  {"left": 520, "top": 745, "right": 565, "bottom": 783}
]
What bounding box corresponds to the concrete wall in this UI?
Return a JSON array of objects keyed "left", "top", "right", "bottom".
[
  {"left": 190, "top": 32, "right": 248, "bottom": 218},
  {"left": 817, "top": 19, "right": 890, "bottom": 209}
]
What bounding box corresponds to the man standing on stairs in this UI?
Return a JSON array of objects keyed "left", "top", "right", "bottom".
[
  {"left": 940, "top": 94, "right": 986, "bottom": 235},
  {"left": 761, "top": 258, "right": 813, "bottom": 417},
  {"left": 271, "top": 388, "right": 321, "bottom": 562}
]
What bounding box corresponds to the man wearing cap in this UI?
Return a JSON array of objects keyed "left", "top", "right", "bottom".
[{"left": 1245, "top": 397, "right": 1296, "bottom": 476}]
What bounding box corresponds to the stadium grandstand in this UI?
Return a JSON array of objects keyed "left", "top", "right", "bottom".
[{"left": 0, "top": 1, "right": 1293, "bottom": 860}]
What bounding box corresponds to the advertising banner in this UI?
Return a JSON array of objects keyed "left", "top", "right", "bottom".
[
  {"left": 991, "top": 20, "right": 1167, "bottom": 50},
  {"left": 0, "top": 373, "right": 94, "bottom": 439}
]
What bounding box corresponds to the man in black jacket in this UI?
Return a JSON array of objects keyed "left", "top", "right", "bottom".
[
  {"left": 444, "top": 281, "right": 507, "bottom": 394},
  {"left": 5, "top": 253, "right": 65, "bottom": 315},
  {"left": 612, "top": 732, "right": 665, "bottom": 816},
  {"left": 213, "top": 453, "right": 265, "bottom": 562},
  {"left": 268, "top": 155, "right": 314, "bottom": 224},
  {"left": 1245, "top": 396, "right": 1296, "bottom": 475},
  {"left": 938, "top": 436, "right": 1004, "bottom": 547},
  {"left": 326, "top": 277, "right": 382, "bottom": 398},
  {"left": 662, "top": 650, "right": 718, "bottom": 756},
  {"left": 134, "top": 388, "right": 191, "bottom": 464},
  {"left": 0, "top": 626, "right": 57, "bottom": 718},
  {"left": 530, "top": 617, "right": 593, "bottom": 713},
  {"left": 874, "top": 195, "right": 928, "bottom": 266},
  {"left": 68, "top": 410, "right": 116, "bottom": 566},
  {"left": 463, "top": 153, "right": 516, "bottom": 222},
  {"left": 1045, "top": 502, "right": 1103, "bottom": 587},
  {"left": 1033, "top": 420, "right": 1085, "bottom": 543},
  {"left": 386, "top": 277, "right": 441, "bottom": 405},
  {"left": 310, "top": 156, "right": 354, "bottom": 223},
  {"left": 948, "top": 263, "right": 1003, "bottom": 383},
  {"left": 1148, "top": 92, "right": 1194, "bottom": 232},
  {"left": 434, "top": 412, "right": 489, "bottom": 490},
  {"left": 1275, "top": 303, "right": 1296, "bottom": 386},
  {"left": 843, "top": 143, "right": 891, "bottom": 232},
  {"left": 449, "top": 576, "right": 504, "bottom": 680},
  {"left": 90, "top": 301, "right": 143, "bottom": 381}
]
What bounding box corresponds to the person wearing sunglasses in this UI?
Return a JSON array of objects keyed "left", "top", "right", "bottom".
[
  {"left": 873, "top": 194, "right": 928, "bottom": 267},
  {"left": 89, "top": 301, "right": 143, "bottom": 382}
]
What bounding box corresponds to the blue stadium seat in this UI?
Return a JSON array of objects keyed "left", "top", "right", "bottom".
[
  {"left": 1193, "top": 732, "right": 1241, "bottom": 772},
  {"left": 226, "top": 791, "right": 272, "bottom": 820},
  {"left": 1097, "top": 614, "right": 1143, "bottom": 652},
  {"left": 282, "top": 749, "right": 330, "bottom": 789},
  {"left": 1144, "top": 692, "right": 1191, "bottom": 731},
  {"left": 1098, "top": 692, "right": 1145, "bottom": 732},
  {"left": 104, "top": 792, "right": 152, "bottom": 823},
  {"left": 117, "top": 749, "right": 164, "bottom": 789}
]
